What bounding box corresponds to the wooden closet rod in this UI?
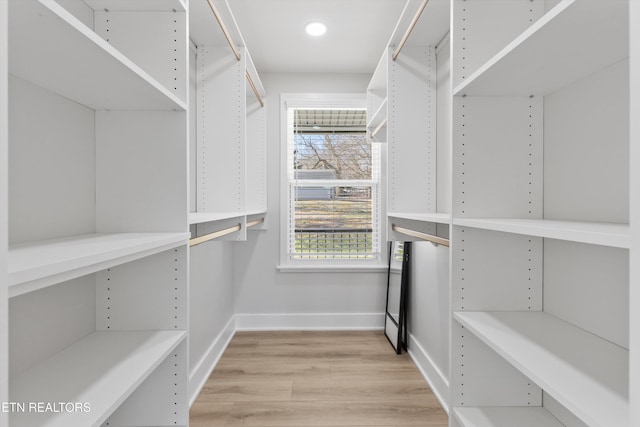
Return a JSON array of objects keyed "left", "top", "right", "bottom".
[
  {"left": 371, "top": 117, "right": 388, "bottom": 139},
  {"left": 392, "top": 0, "right": 430, "bottom": 61},
  {"left": 391, "top": 224, "right": 449, "bottom": 247},
  {"left": 189, "top": 223, "right": 242, "bottom": 247},
  {"left": 246, "top": 71, "right": 265, "bottom": 108},
  {"left": 206, "top": 0, "right": 241, "bottom": 60},
  {"left": 246, "top": 217, "right": 265, "bottom": 228},
  {"left": 206, "top": 0, "right": 264, "bottom": 108}
]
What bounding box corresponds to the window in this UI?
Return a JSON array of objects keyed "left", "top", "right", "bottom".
[{"left": 281, "top": 95, "right": 382, "bottom": 267}]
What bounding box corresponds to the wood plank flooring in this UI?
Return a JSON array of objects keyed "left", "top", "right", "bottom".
[{"left": 190, "top": 330, "right": 448, "bottom": 426}]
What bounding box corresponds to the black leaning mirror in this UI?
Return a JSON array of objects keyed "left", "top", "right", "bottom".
[{"left": 384, "top": 241, "right": 410, "bottom": 354}]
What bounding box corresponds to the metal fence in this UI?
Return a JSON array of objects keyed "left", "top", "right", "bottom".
[{"left": 293, "top": 229, "right": 374, "bottom": 258}]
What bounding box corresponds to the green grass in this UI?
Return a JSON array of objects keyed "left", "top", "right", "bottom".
[{"left": 294, "top": 199, "right": 372, "bottom": 230}]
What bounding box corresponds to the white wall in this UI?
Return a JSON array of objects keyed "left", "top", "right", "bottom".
[
  {"left": 188, "top": 240, "right": 234, "bottom": 401},
  {"left": 407, "top": 241, "right": 450, "bottom": 412},
  {"left": 232, "top": 73, "right": 388, "bottom": 330}
]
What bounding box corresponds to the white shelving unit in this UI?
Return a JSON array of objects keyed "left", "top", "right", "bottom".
[
  {"left": 9, "top": 0, "right": 186, "bottom": 111},
  {"left": 453, "top": 407, "right": 564, "bottom": 427},
  {"left": 189, "top": 0, "right": 267, "bottom": 241},
  {"left": 188, "top": 212, "right": 244, "bottom": 225},
  {"left": 390, "top": 212, "right": 450, "bottom": 225},
  {"left": 9, "top": 232, "right": 189, "bottom": 297},
  {"left": 455, "top": 311, "right": 628, "bottom": 427},
  {"left": 453, "top": 218, "right": 630, "bottom": 249},
  {"left": 450, "top": 1, "right": 631, "bottom": 426},
  {"left": 3, "top": 0, "right": 190, "bottom": 425},
  {"left": 631, "top": 4, "right": 640, "bottom": 427},
  {"left": 0, "top": 0, "right": 8, "bottom": 424},
  {"left": 11, "top": 331, "right": 186, "bottom": 427},
  {"left": 453, "top": 0, "right": 628, "bottom": 97},
  {"left": 367, "top": 0, "right": 451, "bottom": 243}
]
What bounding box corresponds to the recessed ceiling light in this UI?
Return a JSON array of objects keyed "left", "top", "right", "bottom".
[{"left": 305, "top": 22, "right": 327, "bottom": 36}]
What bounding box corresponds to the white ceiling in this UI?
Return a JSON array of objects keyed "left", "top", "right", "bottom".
[{"left": 227, "top": 0, "right": 408, "bottom": 74}]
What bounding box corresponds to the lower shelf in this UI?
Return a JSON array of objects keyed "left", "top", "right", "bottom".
[
  {"left": 454, "top": 311, "right": 628, "bottom": 427},
  {"left": 10, "top": 330, "right": 186, "bottom": 427},
  {"left": 453, "top": 407, "right": 563, "bottom": 427}
]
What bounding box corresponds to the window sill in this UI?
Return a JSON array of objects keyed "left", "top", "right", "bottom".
[{"left": 277, "top": 264, "right": 388, "bottom": 273}]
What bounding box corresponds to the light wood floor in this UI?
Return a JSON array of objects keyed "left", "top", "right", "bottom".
[{"left": 190, "top": 330, "right": 448, "bottom": 426}]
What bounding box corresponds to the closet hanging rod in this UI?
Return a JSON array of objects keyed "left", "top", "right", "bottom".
[
  {"left": 371, "top": 117, "right": 388, "bottom": 139},
  {"left": 246, "top": 217, "right": 265, "bottom": 228},
  {"left": 206, "top": 0, "right": 265, "bottom": 108},
  {"left": 391, "top": 224, "right": 449, "bottom": 247},
  {"left": 392, "top": 0, "right": 430, "bottom": 61},
  {"left": 189, "top": 223, "right": 241, "bottom": 247},
  {"left": 246, "top": 71, "right": 265, "bottom": 108},
  {"left": 206, "top": 0, "right": 241, "bottom": 60}
]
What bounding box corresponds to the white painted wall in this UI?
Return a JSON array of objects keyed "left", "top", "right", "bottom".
[
  {"left": 232, "top": 73, "right": 388, "bottom": 330},
  {"left": 188, "top": 241, "right": 234, "bottom": 394},
  {"left": 407, "top": 241, "right": 450, "bottom": 412}
]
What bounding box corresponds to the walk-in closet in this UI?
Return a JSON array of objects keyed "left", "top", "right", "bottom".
[{"left": 0, "top": 0, "right": 637, "bottom": 426}]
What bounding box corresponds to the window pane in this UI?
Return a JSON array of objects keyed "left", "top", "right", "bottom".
[
  {"left": 294, "top": 132, "right": 372, "bottom": 180},
  {"left": 287, "top": 107, "right": 379, "bottom": 260}
]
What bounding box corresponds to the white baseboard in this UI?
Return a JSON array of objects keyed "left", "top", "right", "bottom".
[
  {"left": 235, "top": 312, "right": 385, "bottom": 331},
  {"left": 407, "top": 333, "right": 450, "bottom": 415},
  {"left": 188, "top": 316, "right": 236, "bottom": 406}
]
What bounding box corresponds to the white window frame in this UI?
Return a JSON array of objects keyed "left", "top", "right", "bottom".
[{"left": 278, "top": 93, "right": 386, "bottom": 272}]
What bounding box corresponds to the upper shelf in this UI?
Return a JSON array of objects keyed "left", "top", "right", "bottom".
[
  {"left": 9, "top": 232, "right": 189, "bottom": 297},
  {"left": 10, "top": 330, "right": 185, "bottom": 427},
  {"left": 453, "top": 407, "right": 564, "bottom": 427},
  {"left": 9, "top": 0, "right": 187, "bottom": 111},
  {"left": 389, "top": 212, "right": 450, "bottom": 225},
  {"left": 188, "top": 212, "right": 245, "bottom": 225},
  {"left": 454, "top": 311, "right": 629, "bottom": 427},
  {"left": 452, "top": 218, "right": 629, "bottom": 249},
  {"left": 453, "top": 0, "right": 628, "bottom": 96}
]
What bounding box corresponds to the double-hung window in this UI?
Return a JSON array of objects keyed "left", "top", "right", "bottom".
[{"left": 281, "top": 95, "right": 382, "bottom": 267}]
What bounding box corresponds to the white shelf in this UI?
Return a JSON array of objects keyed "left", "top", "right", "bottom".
[
  {"left": 9, "top": 0, "right": 187, "bottom": 111},
  {"left": 453, "top": 407, "right": 563, "bottom": 427},
  {"left": 8, "top": 232, "right": 189, "bottom": 297},
  {"left": 389, "top": 212, "right": 450, "bottom": 225},
  {"left": 188, "top": 212, "right": 245, "bottom": 225},
  {"left": 454, "top": 311, "right": 629, "bottom": 427},
  {"left": 83, "top": 0, "right": 186, "bottom": 11},
  {"left": 453, "top": 0, "right": 628, "bottom": 96},
  {"left": 367, "top": 97, "right": 388, "bottom": 129},
  {"left": 452, "top": 218, "right": 629, "bottom": 248},
  {"left": 10, "top": 330, "right": 186, "bottom": 427}
]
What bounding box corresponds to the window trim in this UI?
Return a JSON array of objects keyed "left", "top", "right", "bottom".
[{"left": 279, "top": 93, "right": 384, "bottom": 270}]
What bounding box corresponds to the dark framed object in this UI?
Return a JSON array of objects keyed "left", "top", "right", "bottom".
[{"left": 384, "top": 241, "right": 410, "bottom": 354}]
